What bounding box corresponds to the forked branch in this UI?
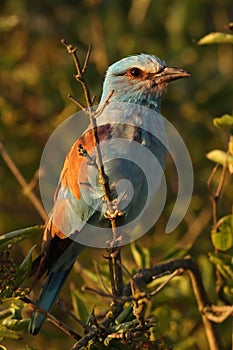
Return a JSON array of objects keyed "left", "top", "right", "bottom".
[{"left": 61, "top": 40, "right": 124, "bottom": 305}]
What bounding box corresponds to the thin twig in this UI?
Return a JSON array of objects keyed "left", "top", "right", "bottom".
[
  {"left": 82, "top": 44, "right": 92, "bottom": 74},
  {"left": 177, "top": 206, "right": 211, "bottom": 249},
  {"left": 95, "top": 262, "right": 111, "bottom": 295},
  {"left": 94, "top": 89, "right": 114, "bottom": 118},
  {"left": 91, "top": 94, "right": 96, "bottom": 105},
  {"left": 68, "top": 94, "right": 86, "bottom": 112},
  {"left": 62, "top": 40, "right": 124, "bottom": 310},
  {"left": 207, "top": 164, "right": 219, "bottom": 228},
  {"left": 215, "top": 149, "right": 229, "bottom": 199},
  {"left": 83, "top": 285, "right": 149, "bottom": 305},
  {"left": 27, "top": 169, "right": 41, "bottom": 192},
  {"left": 82, "top": 285, "right": 123, "bottom": 302},
  {"left": 70, "top": 326, "right": 99, "bottom": 350},
  {"left": 116, "top": 257, "right": 144, "bottom": 295},
  {"left": 207, "top": 148, "right": 230, "bottom": 229},
  {"left": 21, "top": 296, "right": 81, "bottom": 340},
  {"left": 150, "top": 268, "right": 184, "bottom": 296},
  {"left": 111, "top": 247, "right": 124, "bottom": 297},
  {"left": 57, "top": 299, "right": 86, "bottom": 329},
  {"left": 204, "top": 304, "right": 233, "bottom": 323},
  {"left": 107, "top": 252, "right": 117, "bottom": 296},
  {"left": 0, "top": 141, "right": 47, "bottom": 221},
  {"left": 207, "top": 144, "right": 231, "bottom": 302}
]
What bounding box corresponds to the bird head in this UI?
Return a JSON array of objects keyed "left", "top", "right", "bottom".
[{"left": 100, "top": 54, "right": 191, "bottom": 111}]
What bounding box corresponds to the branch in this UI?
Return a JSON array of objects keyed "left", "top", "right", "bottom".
[
  {"left": 207, "top": 138, "right": 232, "bottom": 302},
  {"left": 61, "top": 39, "right": 116, "bottom": 213},
  {"left": 204, "top": 304, "right": 233, "bottom": 323},
  {"left": 62, "top": 40, "right": 124, "bottom": 305},
  {"left": 150, "top": 268, "right": 184, "bottom": 296},
  {"left": 70, "top": 326, "right": 98, "bottom": 350},
  {"left": 57, "top": 299, "right": 86, "bottom": 328},
  {"left": 207, "top": 164, "right": 219, "bottom": 228},
  {"left": 0, "top": 141, "right": 47, "bottom": 221},
  {"left": 21, "top": 296, "right": 81, "bottom": 340},
  {"left": 123, "top": 257, "right": 223, "bottom": 350}
]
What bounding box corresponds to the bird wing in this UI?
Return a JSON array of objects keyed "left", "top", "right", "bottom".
[
  {"left": 29, "top": 125, "right": 111, "bottom": 335},
  {"left": 32, "top": 124, "right": 112, "bottom": 277}
]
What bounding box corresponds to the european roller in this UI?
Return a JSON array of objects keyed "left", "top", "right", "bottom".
[{"left": 29, "top": 54, "right": 190, "bottom": 335}]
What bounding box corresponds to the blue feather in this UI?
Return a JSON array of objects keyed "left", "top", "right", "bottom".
[{"left": 29, "top": 242, "right": 84, "bottom": 334}]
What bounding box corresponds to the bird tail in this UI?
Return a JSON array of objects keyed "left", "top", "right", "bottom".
[
  {"left": 28, "top": 242, "right": 84, "bottom": 335},
  {"left": 28, "top": 265, "right": 73, "bottom": 335}
]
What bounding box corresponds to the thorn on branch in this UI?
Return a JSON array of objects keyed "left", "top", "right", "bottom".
[{"left": 91, "top": 95, "right": 96, "bottom": 105}]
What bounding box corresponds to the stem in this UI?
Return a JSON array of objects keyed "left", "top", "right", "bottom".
[
  {"left": 207, "top": 164, "right": 219, "bottom": 228},
  {"left": 21, "top": 297, "right": 81, "bottom": 340},
  {"left": 0, "top": 141, "right": 47, "bottom": 221},
  {"left": 62, "top": 40, "right": 124, "bottom": 310},
  {"left": 207, "top": 136, "right": 231, "bottom": 301}
]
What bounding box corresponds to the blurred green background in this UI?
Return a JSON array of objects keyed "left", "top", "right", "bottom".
[{"left": 0, "top": 0, "right": 233, "bottom": 349}]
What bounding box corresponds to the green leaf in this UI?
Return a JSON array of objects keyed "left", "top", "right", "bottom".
[
  {"left": 164, "top": 247, "right": 189, "bottom": 260},
  {"left": 0, "top": 226, "right": 43, "bottom": 251},
  {"left": 209, "top": 252, "right": 233, "bottom": 280},
  {"left": 81, "top": 268, "right": 99, "bottom": 284},
  {"left": 130, "top": 242, "right": 150, "bottom": 269},
  {"left": 0, "top": 345, "right": 7, "bottom": 350},
  {"left": 213, "top": 114, "right": 233, "bottom": 128},
  {"left": 9, "top": 303, "right": 23, "bottom": 319},
  {"left": 2, "top": 318, "right": 29, "bottom": 331},
  {"left": 25, "top": 345, "right": 37, "bottom": 350},
  {"left": 154, "top": 306, "right": 171, "bottom": 335},
  {"left": 104, "top": 320, "right": 139, "bottom": 346},
  {"left": 14, "top": 245, "right": 36, "bottom": 288},
  {"left": 229, "top": 135, "right": 233, "bottom": 154},
  {"left": 0, "top": 15, "right": 20, "bottom": 32},
  {"left": 71, "top": 290, "right": 89, "bottom": 324},
  {"left": 206, "top": 150, "right": 233, "bottom": 166},
  {"left": 198, "top": 32, "right": 233, "bottom": 45},
  {"left": 0, "top": 310, "right": 12, "bottom": 321},
  {"left": 0, "top": 325, "right": 21, "bottom": 340},
  {"left": 211, "top": 215, "right": 233, "bottom": 251},
  {"left": 111, "top": 319, "right": 138, "bottom": 333},
  {"left": 223, "top": 285, "right": 233, "bottom": 304},
  {"left": 115, "top": 304, "right": 133, "bottom": 324}
]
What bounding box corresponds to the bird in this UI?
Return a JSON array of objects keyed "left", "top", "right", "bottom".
[{"left": 29, "top": 53, "right": 190, "bottom": 335}]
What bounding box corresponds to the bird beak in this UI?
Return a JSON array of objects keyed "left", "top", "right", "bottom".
[{"left": 153, "top": 66, "right": 191, "bottom": 84}]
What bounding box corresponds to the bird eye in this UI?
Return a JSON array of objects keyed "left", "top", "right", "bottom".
[{"left": 129, "top": 67, "right": 143, "bottom": 78}]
